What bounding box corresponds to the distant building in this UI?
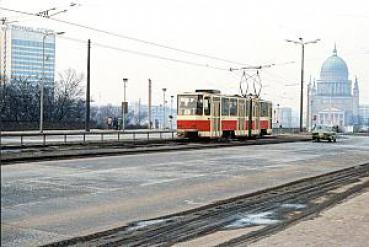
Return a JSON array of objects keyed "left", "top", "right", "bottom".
[
  {"left": 308, "top": 45, "right": 361, "bottom": 132},
  {"left": 273, "top": 106, "right": 300, "bottom": 129},
  {"left": 151, "top": 104, "right": 176, "bottom": 129},
  {"left": 359, "top": 105, "right": 369, "bottom": 130},
  {"left": 0, "top": 24, "right": 56, "bottom": 88},
  {"left": 275, "top": 107, "right": 292, "bottom": 128}
]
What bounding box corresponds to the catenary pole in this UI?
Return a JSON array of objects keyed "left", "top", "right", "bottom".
[
  {"left": 85, "top": 39, "right": 91, "bottom": 132},
  {"left": 300, "top": 41, "right": 305, "bottom": 132},
  {"left": 148, "top": 79, "right": 152, "bottom": 129},
  {"left": 285, "top": 37, "right": 320, "bottom": 132},
  {"left": 162, "top": 88, "right": 167, "bottom": 129},
  {"left": 39, "top": 34, "right": 46, "bottom": 133},
  {"left": 170, "top": 95, "right": 174, "bottom": 130},
  {"left": 122, "top": 78, "right": 128, "bottom": 130}
]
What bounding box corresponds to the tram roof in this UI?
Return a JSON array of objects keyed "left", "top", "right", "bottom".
[{"left": 178, "top": 91, "right": 272, "bottom": 103}]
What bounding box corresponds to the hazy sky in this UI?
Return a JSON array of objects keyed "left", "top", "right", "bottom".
[{"left": 1, "top": 0, "right": 368, "bottom": 110}]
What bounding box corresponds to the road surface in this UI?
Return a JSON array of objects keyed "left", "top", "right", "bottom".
[{"left": 1, "top": 136, "right": 369, "bottom": 246}]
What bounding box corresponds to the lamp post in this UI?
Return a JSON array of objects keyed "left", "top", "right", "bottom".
[
  {"left": 277, "top": 103, "right": 280, "bottom": 135},
  {"left": 170, "top": 95, "right": 174, "bottom": 130},
  {"left": 40, "top": 31, "right": 64, "bottom": 133},
  {"left": 122, "top": 78, "right": 128, "bottom": 130},
  {"left": 285, "top": 37, "right": 320, "bottom": 132},
  {"left": 159, "top": 104, "right": 162, "bottom": 129},
  {"left": 162, "top": 88, "right": 167, "bottom": 129}
]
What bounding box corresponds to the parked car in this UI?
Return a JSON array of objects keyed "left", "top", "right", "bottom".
[{"left": 311, "top": 124, "right": 338, "bottom": 142}]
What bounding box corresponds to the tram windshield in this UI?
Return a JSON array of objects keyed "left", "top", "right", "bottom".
[{"left": 178, "top": 95, "right": 203, "bottom": 115}]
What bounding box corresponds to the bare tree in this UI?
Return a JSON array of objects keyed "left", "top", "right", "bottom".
[
  {"left": 53, "top": 68, "right": 85, "bottom": 122},
  {"left": 1, "top": 69, "right": 86, "bottom": 130}
]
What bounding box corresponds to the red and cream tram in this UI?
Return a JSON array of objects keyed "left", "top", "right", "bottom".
[{"left": 177, "top": 89, "right": 272, "bottom": 138}]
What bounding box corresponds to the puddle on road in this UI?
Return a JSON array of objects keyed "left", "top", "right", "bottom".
[
  {"left": 127, "top": 218, "right": 171, "bottom": 231},
  {"left": 223, "top": 203, "right": 306, "bottom": 230},
  {"left": 224, "top": 211, "right": 280, "bottom": 229},
  {"left": 280, "top": 203, "right": 306, "bottom": 210}
]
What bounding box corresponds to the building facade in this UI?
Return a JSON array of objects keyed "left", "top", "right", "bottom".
[
  {"left": 308, "top": 45, "right": 360, "bottom": 132},
  {"left": 274, "top": 107, "right": 292, "bottom": 128},
  {"left": 0, "top": 25, "right": 56, "bottom": 87},
  {"left": 359, "top": 105, "right": 369, "bottom": 131}
]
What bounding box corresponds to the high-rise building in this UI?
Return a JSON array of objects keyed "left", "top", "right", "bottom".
[{"left": 0, "top": 25, "right": 56, "bottom": 88}]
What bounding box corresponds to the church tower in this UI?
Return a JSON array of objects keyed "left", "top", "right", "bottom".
[
  {"left": 311, "top": 44, "right": 357, "bottom": 131},
  {"left": 353, "top": 76, "right": 360, "bottom": 124}
]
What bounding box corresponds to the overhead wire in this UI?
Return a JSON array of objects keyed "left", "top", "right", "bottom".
[
  {"left": 59, "top": 36, "right": 229, "bottom": 71},
  {"left": 0, "top": 6, "right": 250, "bottom": 66}
]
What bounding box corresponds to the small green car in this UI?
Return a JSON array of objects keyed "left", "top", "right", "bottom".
[{"left": 311, "top": 124, "right": 338, "bottom": 142}]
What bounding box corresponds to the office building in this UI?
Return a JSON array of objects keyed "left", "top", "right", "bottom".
[{"left": 0, "top": 24, "right": 56, "bottom": 87}]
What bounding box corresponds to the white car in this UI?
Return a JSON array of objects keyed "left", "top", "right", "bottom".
[{"left": 311, "top": 124, "right": 338, "bottom": 142}]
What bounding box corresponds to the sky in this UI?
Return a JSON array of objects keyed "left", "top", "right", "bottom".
[{"left": 1, "top": 0, "right": 369, "bottom": 111}]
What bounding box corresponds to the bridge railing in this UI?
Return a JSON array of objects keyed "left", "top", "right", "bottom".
[
  {"left": 0, "top": 129, "right": 177, "bottom": 147},
  {"left": 272, "top": 128, "right": 303, "bottom": 135}
]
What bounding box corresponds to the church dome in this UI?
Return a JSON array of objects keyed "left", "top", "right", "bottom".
[{"left": 320, "top": 45, "right": 348, "bottom": 81}]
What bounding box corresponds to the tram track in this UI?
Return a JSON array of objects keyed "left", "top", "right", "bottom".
[
  {"left": 41, "top": 162, "right": 369, "bottom": 247},
  {"left": 1, "top": 135, "right": 310, "bottom": 164}
]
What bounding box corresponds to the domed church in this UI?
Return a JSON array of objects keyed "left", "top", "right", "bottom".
[{"left": 307, "top": 44, "right": 360, "bottom": 132}]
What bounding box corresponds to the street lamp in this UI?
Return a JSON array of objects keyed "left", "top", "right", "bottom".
[
  {"left": 159, "top": 104, "right": 162, "bottom": 129},
  {"left": 162, "top": 88, "right": 167, "bottom": 129},
  {"left": 39, "top": 31, "right": 65, "bottom": 133},
  {"left": 122, "top": 78, "right": 128, "bottom": 130},
  {"left": 277, "top": 103, "right": 280, "bottom": 135},
  {"left": 170, "top": 95, "right": 174, "bottom": 130},
  {"left": 285, "top": 37, "right": 320, "bottom": 132}
]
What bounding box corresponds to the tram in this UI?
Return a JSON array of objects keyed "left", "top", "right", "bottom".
[{"left": 177, "top": 89, "right": 272, "bottom": 138}]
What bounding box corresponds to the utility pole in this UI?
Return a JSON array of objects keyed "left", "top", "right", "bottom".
[
  {"left": 170, "top": 95, "right": 174, "bottom": 130},
  {"left": 40, "top": 31, "right": 64, "bottom": 133},
  {"left": 277, "top": 103, "right": 280, "bottom": 135},
  {"left": 122, "top": 78, "right": 128, "bottom": 130},
  {"left": 1, "top": 18, "right": 17, "bottom": 90},
  {"left": 148, "top": 79, "right": 152, "bottom": 129},
  {"left": 85, "top": 39, "right": 91, "bottom": 132},
  {"left": 39, "top": 34, "right": 46, "bottom": 133},
  {"left": 159, "top": 104, "right": 162, "bottom": 129},
  {"left": 138, "top": 98, "right": 141, "bottom": 126},
  {"left": 300, "top": 41, "right": 305, "bottom": 131},
  {"left": 306, "top": 76, "right": 311, "bottom": 131},
  {"left": 286, "top": 37, "right": 320, "bottom": 132},
  {"left": 162, "top": 88, "right": 167, "bottom": 129}
]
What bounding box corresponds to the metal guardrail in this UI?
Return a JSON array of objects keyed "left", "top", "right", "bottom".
[
  {"left": 0, "top": 129, "right": 177, "bottom": 147},
  {"left": 272, "top": 128, "right": 303, "bottom": 135}
]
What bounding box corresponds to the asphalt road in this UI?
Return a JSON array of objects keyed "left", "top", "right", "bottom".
[{"left": 1, "top": 136, "right": 369, "bottom": 246}]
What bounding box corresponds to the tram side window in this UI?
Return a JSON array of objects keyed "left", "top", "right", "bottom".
[
  {"left": 197, "top": 96, "right": 203, "bottom": 115},
  {"left": 178, "top": 95, "right": 203, "bottom": 115},
  {"left": 261, "top": 102, "right": 269, "bottom": 117},
  {"left": 204, "top": 96, "right": 211, "bottom": 115},
  {"left": 269, "top": 103, "right": 273, "bottom": 118},
  {"left": 221, "top": 98, "right": 229, "bottom": 116},
  {"left": 246, "top": 101, "right": 250, "bottom": 116},
  {"left": 240, "top": 100, "right": 246, "bottom": 117},
  {"left": 230, "top": 99, "right": 237, "bottom": 116}
]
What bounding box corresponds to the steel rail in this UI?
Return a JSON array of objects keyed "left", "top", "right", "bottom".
[
  {"left": 109, "top": 166, "right": 368, "bottom": 246},
  {"left": 41, "top": 163, "right": 369, "bottom": 247}
]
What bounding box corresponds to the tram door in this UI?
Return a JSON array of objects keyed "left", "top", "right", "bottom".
[
  {"left": 238, "top": 99, "right": 246, "bottom": 135},
  {"left": 254, "top": 100, "right": 261, "bottom": 135},
  {"left": 211, "top": 97, "right": 221, "bottom": 137}
]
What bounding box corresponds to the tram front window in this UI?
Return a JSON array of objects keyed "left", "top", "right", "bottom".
[{"left": 178, "top": 95, "right": 203, "bottom": 115}]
